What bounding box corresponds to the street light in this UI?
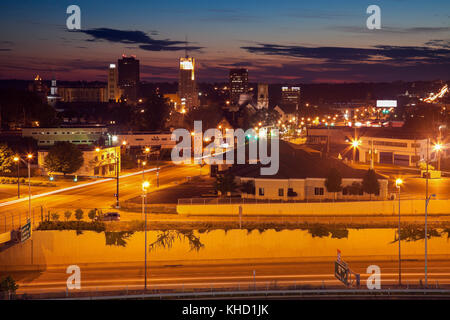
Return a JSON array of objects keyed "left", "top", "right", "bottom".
[
  {"left": 395, "top": 178, "right": 403, "bottom": 286},
  {"left": 13, "top": 156, "right": 20, "bottom": 199},
  {"left": 433, "top": 143, "right": 442, "bottom": 171},
  {"left": 142, "top": 180, "right": 150, "bottom": 291},
  {"left": 350, "top": 139, "right": 360, "bottom": 163},
  {"left": 425, "top": 193, "right": 436, "bottom": 288}
]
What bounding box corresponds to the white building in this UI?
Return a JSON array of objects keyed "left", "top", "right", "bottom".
[
  {"left": 22, "top": 126, "right": 108, "bottom": 147},
  {"left": 230, "top": 142, "right": 389, "bottom": 201}
]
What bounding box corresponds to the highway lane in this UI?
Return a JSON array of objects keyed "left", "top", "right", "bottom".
[
  {"left": 0, "top": 164, "right": 204, "bottom": 231},
  {"left": 10, "top": 258, "right": 450, "bottom": 294}
]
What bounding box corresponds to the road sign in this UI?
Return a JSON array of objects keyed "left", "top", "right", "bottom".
[
  {"left": 20, "top": 219, "right": 31, "bottom": 242},
  {"left": 335, "top": 260, "right": 349, "bottom": 286}
]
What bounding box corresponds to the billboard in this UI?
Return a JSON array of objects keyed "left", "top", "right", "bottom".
[{"left": 376, "top": 100, "right": 397, "bottom": 108}]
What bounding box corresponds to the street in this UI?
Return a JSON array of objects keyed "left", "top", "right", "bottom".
[{"left": 9, "top": 258, "right": 450, "bottom": 295}]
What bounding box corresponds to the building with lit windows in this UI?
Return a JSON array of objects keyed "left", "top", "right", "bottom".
[
  {"left": 107, "top": 64, "right": 122, "bottom": 102},
  {"left": 229, "top": 68, "right": 248, "bottom": 103},
  {"left": 281, "top": 86, "right": 301, "bottom": 110},
  {"left": 22, "top": 126, "right": 108, "bottom": 147},
  {"left": 118, "top": 55, "right": 140, "bottom": 103},
  {"left": 38, "top": 146, "right": 120, "bottom": 177},
  {"left": 178, "top": 56, "right": 199, "bottom": 110}
]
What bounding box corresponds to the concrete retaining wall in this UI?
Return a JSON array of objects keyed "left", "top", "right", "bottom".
[{"left": 177, "top": 199, "right": 450, "bottom": 216}]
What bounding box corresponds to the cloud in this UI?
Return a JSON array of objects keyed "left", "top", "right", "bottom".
[
  {"left": 241, "top": 43, "right": 450, "bottom": 65},
  {"left": 76, "top": 28, "right": 203, "bottom": 52},
  {"left": 334, "top": 26, "right": 450, "bottom": 34},
  {"left": 0, "top": 49, "right": 12, "bottom": 51}
]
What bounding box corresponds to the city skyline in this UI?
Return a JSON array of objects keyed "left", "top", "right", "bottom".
[{"left": 0, "top": 0, "right": 449, "bottom": 83}]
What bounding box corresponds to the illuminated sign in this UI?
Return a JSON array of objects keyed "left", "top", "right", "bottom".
[{"left": 376, "top": 100, "right": 397, "bottom": 108}]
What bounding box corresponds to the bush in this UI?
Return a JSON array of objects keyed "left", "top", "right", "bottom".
[
  {"left": 0, "top": 276, "right": 19, "bottom": 294},
  {"left": 36, "top": 220, "right": 105, "bottom": 232},
  {"left": 51, "top": 213, "right": 60, "bottom": 221}
]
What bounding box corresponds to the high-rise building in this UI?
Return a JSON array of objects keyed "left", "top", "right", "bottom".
[
  {"left": 281, "top": 86, "right": 301, "bottom": 111},
  {"left": 229, "top": 68, "right": 248, "bottom": 103},
  {"left": 118, "top": 55, "right": 140, "bottom": 103},
  {"left": 178, "top": 56, "right": 198, "bottom": 110},
  {"left": 107, "top": 64, "right": 121, "bottom": 102},
  {"left": 256, "top": 83, "right": 269, "bottom": 109},
  {"left": 47, "top": 79, "right": 61, "bottom": 107}
]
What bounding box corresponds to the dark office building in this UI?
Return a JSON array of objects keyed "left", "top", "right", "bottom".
[
  {"left": 281, "top": 86, "right": 301, "bottom": 110},
  {"left": 229, "top": 68, "right": 248, "bottom": 103},
  {"left": 118, "top": 55, "right": 140, "bottom": 103}
]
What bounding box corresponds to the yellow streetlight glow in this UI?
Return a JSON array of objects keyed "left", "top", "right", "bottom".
[
  {"left": 27, "top": 154, "right": 33, "bottom": 159},
  {"left": 142, "top": 161, "right": 147, "bottom": 166},
  {"left": 433, "top": 143, "right": 442, "bottom": 151},
  {"left": 395, "top": 178, "right": 403, "bottom": 187},
  {"left": 142, "top": 181, "right": 150, "bottom": 190},
  {"left": 122, "top": 141, "right": 127, "bottom": 146},
  {"left": 13, "top": 156, "right": 19, "bottom": 162},
  {"left": 95, "top": 147, "right": 100, "bottom": 152},
  {"left": 351, "top": 140, "right": 360, "bottom": 148},
  {"left": 145, "top": 147, "right": 150, "bottom": 153}
]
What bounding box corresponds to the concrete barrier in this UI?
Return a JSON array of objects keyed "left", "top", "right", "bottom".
[{"left": 177, "top": 199, "right": 450, "bottom": 216}]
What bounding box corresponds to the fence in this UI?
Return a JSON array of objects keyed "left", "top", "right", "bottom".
[{"left": 7, "top": 281, "right": 450, "bottom": 300}]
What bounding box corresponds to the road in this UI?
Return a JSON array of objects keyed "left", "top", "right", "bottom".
[
  {"left": 0, "top": 164, "right": 206, "bottom": 232},
  {"left": 9, "top": 258, "right": 450, "bottom": 295},
  {"left": 351, "top": 163, "right": 450, "bottom": 199}
]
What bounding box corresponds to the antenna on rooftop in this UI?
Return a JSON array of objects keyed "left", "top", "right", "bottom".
[{"left": 185, "top": 34, "right": 188, "bottom": 58}]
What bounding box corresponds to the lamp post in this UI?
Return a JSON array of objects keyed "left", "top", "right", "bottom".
[
  {"left": 13, "top": 156, "right": 20, "bottom": 199},
  {"left": 27, "top": 154, "right": 32, "bottom": 219},
  {"left": 395, "top": 178, "right": 403, "bottom": 286},
  {"left": 351, "top": 139, "right": 360, "bottom": 163},
  {"left": 142, "top": 180, "right": 150, "bottom": 291},
  {"left": 425, "top": 193, "right": 436, "bottom": 288}
]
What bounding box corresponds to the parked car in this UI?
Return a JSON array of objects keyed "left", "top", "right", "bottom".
[{"left": 95, "top": 212, "right": 120, "bottom": 221}]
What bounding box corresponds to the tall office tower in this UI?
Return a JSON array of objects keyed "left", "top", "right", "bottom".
[
  {"left": 178, "top": 56, "right": 199, "bottom": 111},
  {"left": 107, "top": 64, "right": 121, "bottom": 102},
  {"left": 256, "top": 83, "right": 269, "bottom": 109},
  {"left": 47, "top": 79, "right": 61, "bottom": 107},
  {"left": 229, "top": 68, "right": 248, "bottom": 103},
  {"left": 118, "top": 55, "right": 140, "bottom": 103},
  {"left": 281, "top": 86, "right": 301, "bottom": 111}
]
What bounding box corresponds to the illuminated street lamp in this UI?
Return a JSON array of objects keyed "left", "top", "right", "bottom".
[
  {"left": 142, "top": 180, "right": 150, "bottom": 291},
  {"left": 13, "top": 156, "right": 20, "bottom": 199},
  {"left": 395, "top": 178, "right": 403, "bottom": 286},
  {"left": 433, "top": 143, "right": 442, "bottom": 171},
  {"left": 14, "top": 154, "right": 33, "bottom": 219},
  {"left": 350, "top": 139, "right": 361, "bottom": 163}
]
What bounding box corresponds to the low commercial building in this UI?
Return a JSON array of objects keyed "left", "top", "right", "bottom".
[
  {"left": 230, "top": 142, "right": 388, "bottom": 201},
  {"left": 115, "top": 132, "right": 175, "bottom": 149},
  {"left": 38, "top": 146, "right": 120, "bottom": 177},
  {"left": 22, "top": 126, "right": 108, "bottom": 147},
  {"left": 358, "top": 130, "right": 428, "bottom": 167}
]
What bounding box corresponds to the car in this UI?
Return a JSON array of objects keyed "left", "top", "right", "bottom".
[{"left": 96, "top": 212, "right": 120, "bottom": 221}]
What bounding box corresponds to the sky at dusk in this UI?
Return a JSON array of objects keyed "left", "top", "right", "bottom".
[{"left": 0, "top": 0, "right": 449, "bottom": 83}]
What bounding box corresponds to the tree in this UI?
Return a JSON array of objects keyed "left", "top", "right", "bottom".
[
  {"left": 51, "top": 213, "right": 59, "bottom": 221},
  {"left": 64, "top": 210, "right": 72, "bottom": 221},
  {"left": 132, "top": 93, "right": 170, "bottom": 130},
  {"left": 0, "top": 144, "right": 14, "bottom": 173},
  {"left": 325, "top": 167, "right": 342, "bottom": 200},
  {"left": 362, "top": 169, "right": 380, "bottom": 200},
  {"left": 44, "top": 142, "right": 84, "bottom": 175},
  {"left": 88, "top": 209, "right": 97, "bottom": 221},
  {"left": 74, "top": 208, "right": 84, "bottom": 221},
  {"left": 214, "top": 172, "right": 237, "bottom": 195}
]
